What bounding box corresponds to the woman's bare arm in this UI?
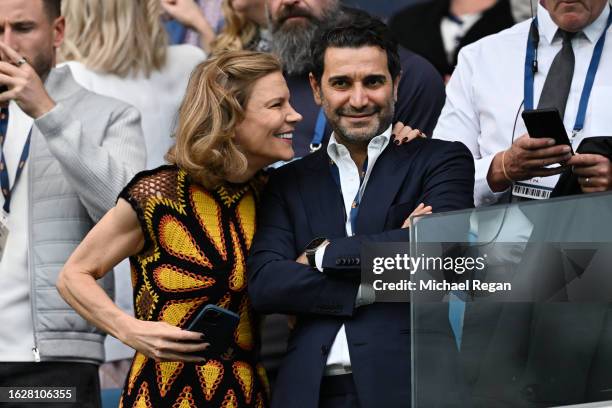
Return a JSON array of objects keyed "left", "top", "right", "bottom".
[{"left": 57, "top": 199, "right": 208, "bottom": 362}]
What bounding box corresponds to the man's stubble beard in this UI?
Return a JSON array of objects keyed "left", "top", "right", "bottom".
[
  {"left": 326, "top": 100, "right": 395, "bottom": 146},
  {"left": 29, "top": 47, "right": 54, "bottom": 83}
]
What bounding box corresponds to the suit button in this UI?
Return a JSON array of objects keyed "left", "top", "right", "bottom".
[{"left": 321, "top": 345, "right": 329, "bottom": 356}]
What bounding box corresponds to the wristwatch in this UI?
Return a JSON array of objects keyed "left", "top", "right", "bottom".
[{"left": 304, "top": 237, "right": 328, "bottom": 268}]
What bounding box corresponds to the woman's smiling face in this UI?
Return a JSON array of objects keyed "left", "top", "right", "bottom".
[{"left": 234, "top": 71, "right": 302, "bottom": 168}]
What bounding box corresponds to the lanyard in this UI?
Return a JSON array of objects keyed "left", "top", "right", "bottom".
[
  {"left": 524, "top": 10, "right": 612, "bottom": 137},
  {"left": 310, "top": 108, "right": 326, "bottom": 153},
  {"left": 330, "top": 158, "right": 368, "bottom": 233},
  {"left": 0, "top": 126, "right": 33, "bottom": 214}
]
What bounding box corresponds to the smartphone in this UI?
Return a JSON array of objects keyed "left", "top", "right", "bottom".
[
  {"left": 185, "top": 304, "right": 240, "bottom": 356},
  {"left": 522, "top": 108, "right": 573, "bottom": 152}
]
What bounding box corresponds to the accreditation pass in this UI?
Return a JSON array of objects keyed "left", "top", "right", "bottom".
[{"left": 512, "top": 174, "right": 560, "bottom": 200}]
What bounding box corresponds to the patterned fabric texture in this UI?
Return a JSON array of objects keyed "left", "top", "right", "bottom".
[{"left": 118, "top": 165, "right": 269, "bottom": 408}]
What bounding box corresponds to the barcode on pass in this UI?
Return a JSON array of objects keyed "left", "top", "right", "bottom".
[{"left": 512, "top": 184, "right": 551, "bottom": 200}]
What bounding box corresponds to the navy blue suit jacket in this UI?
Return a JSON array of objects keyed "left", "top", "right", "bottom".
[{"left": 247, "top": 138, "right": 474, "bottom": 407}]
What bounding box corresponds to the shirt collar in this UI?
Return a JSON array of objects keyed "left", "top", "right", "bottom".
[
  {"left": 538, "top": 3, "right": 610, "bottom": 45},
  {"left": 583, "top": 4, "right": 610, "bottom": 43},
  {"left": 327, "top": 125, "right": 392, "bottom": 163}
]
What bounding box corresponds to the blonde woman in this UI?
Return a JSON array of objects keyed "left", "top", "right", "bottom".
[
  {"left": 60, "top": 1, "right": 206, "bottom": 398},
  {"left": 61, "top": 0, "right": 206, "bottom": 170},
  {"left": 57, "top": 51, "right": 302, "bottom": 407}
]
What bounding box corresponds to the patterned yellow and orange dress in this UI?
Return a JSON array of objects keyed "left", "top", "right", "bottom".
[{"left": 117, "top": 165, "right": 269, "bottom": 408}]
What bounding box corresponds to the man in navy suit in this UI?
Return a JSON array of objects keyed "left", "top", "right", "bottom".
[{"left": 247, "top": 15, "right": 475, "bottom": 408}]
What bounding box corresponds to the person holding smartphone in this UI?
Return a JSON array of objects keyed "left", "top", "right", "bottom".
[
  {"left": 57, "top": 51, "right": 302, "bottom": 408},
  {"left": 433, "top": 0, "right": 612, "bottom": 204}
]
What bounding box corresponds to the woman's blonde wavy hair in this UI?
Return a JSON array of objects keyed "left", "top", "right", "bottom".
[
  {"left": 60, "top": 0, "right": 167, "bottom": 77},
  {"left": 166, "top": 51, "right": 282, "bottom": 189},
  {"left": 211, "top": 0, "right": 258, "bottom": 54}
]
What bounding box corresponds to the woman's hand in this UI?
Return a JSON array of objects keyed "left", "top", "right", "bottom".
[
  {"left": 402, "top": 203, "right": 432, "bottom": 228},
  {"left": 161, "top": 0, "right": 203, "bottom": 28},
  {"left": 392, "top": 122, "right": 426, "bottom": 146},
  {"left": 57, "top": 200, "right": 207, "bottom": 363},
  {"left": 160, "top": 0, "right": 216, "bottom": 52},
  {"left": 119, "top": 317, "right": 209, "bottom": 362}
]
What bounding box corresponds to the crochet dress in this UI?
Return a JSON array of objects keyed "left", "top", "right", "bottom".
[{"left": 117, "top": 165, "right": 269, "bottom": 408}]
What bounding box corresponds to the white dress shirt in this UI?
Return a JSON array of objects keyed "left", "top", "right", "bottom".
[
  {"left": 434, "top": 4, "right": 612, "bottom": 206},
  {"left": 315, "top": 126, "right": 391, "bottom": 373},
  {"left": 0, "top": 102, "right": 35, "bottom": 361}
]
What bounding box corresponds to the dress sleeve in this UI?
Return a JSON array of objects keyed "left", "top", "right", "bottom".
[{"left": 117, "top": 165, "right": 178, "bottom": 253}]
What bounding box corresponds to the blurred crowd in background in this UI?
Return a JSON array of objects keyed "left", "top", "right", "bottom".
[{"left": 2, "top": 0, "right": 612, "bottom": 407}]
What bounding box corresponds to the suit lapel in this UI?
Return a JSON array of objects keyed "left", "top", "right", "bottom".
[
  {"left": 299, "top": 150, "right": 347, "bottom": 238},
  {"left": 356, "top": 145, "right": 411, "bottom": 235}
]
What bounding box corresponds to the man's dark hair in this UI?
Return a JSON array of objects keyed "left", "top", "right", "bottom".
[
  {"left": 43, "top": 0, "right": 62, "bottom": 20},
  {"left": 310, "top": 8, "right": 401, "bottom": 83}
]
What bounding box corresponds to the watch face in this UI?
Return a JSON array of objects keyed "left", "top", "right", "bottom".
[{"left": 306, "top": 237, "right": 327, "bottom": 251}]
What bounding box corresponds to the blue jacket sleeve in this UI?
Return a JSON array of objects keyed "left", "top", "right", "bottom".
[
  {"left": 247, "top": 169, "right": 359, "bottom": 317},
  {"left": 322, "top": 141, "right": 475, "bottom": 274}
]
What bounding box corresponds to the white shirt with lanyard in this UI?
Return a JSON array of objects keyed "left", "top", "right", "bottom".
[
  {"left": 0, "top": 101, "right": 36, "bottom": 361},
  {"left": 0, "top": 107, "right": 33, "bottom": 254},
  {"left": 514, "top": 4, "right": 612, "bottom": 200},
  {"left": 433, "top": 4, "right": 612, "bottom": 206}
]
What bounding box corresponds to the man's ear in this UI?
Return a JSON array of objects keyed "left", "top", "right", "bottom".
[
  {"left": 393, "top": 72, "right": 402, "bottom": 103},
  {"left": 53, "top": 16, "right": 66, "bottom": 49},
  {"left": 309, "top": 72, "right": 323, "bottom": 106}
]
